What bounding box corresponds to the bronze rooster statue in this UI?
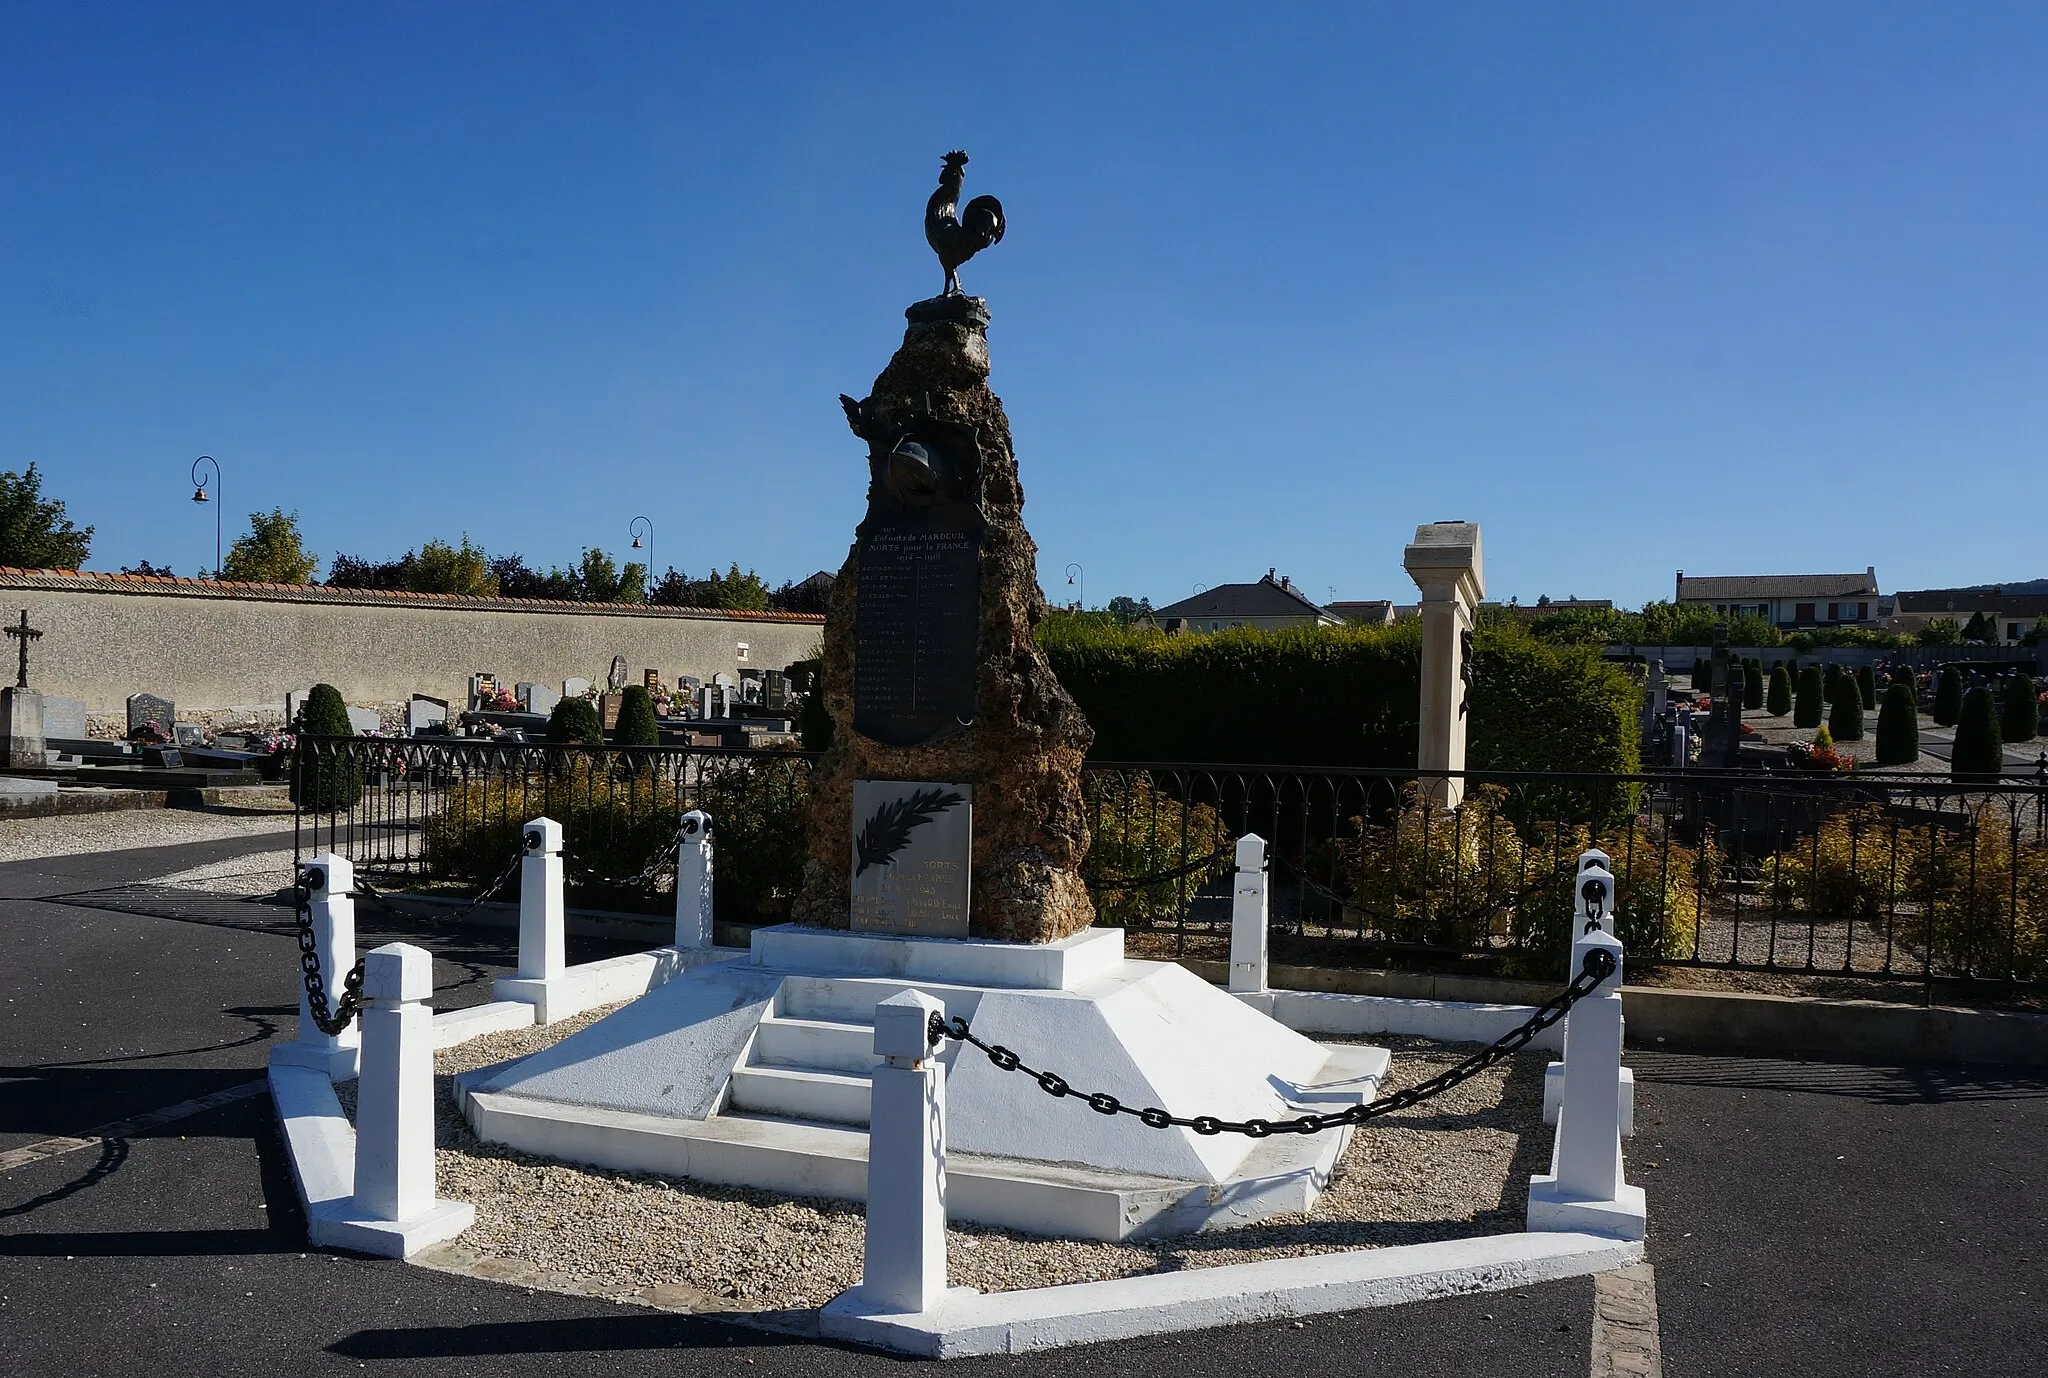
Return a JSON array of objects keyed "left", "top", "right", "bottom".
[{"left": 925, "top": 150, "right": 1005, "bottom": 296}]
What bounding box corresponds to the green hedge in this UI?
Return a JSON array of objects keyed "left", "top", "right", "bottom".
[
  {"left": 291, "top": 683, "right": 363, "bottom": 810},
  {"left": 1037, "top": 618, "right": 1639, "bottom": 776}
]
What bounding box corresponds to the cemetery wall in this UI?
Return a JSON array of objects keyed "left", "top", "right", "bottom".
[{"left": 0, "top": 570, "right": 824, "bottom": 717}]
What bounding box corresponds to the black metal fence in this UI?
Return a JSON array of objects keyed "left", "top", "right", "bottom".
[{"left": 292, "top": 737, "right": 2048, "bottom": 995}]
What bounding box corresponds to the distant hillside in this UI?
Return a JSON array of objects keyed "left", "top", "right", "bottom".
[{"left": 2000, "top": 578, "right": 2048, "bottom": 595}]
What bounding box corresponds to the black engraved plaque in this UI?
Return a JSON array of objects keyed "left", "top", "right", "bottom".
[{"left": 851, "top": 406, "right": 984, "bottom": 748}]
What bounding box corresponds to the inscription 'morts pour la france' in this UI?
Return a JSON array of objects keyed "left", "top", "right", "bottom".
[{"left": 850, "top": 402, "right": 985, "bottom": 748}]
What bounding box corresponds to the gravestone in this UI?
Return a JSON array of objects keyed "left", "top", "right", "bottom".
[
  {"left": 791, "top": 239, "right": 1094, "bottom": 943},
  {"left": 849, "top": 780, "right": 973, "bottom": 937},
  {"left": 763, "top": 670, "right": 791, "bottom": 713},
  {"left": 127, "top": 693, "right": 175, "bottom": 740},
  {"left": 141, "top": 745, "right": 184, "bottom": 769},
  {"left": 517, "top": 682, "right": 559, "bottom": 716},
  {"left": 346, "top": 706, "right": 382, "bottom": 736},
  {"left": 607, "top": 656, "right": 629, "bottom": 692},
  {"left": 562, "top": 677, "right": 592, "bottom": 699},
  {"left": 284, "top": 688, "right": 314, "bottom": 725},
  {"left": 41, "top": 696, "right": 87, "bottom": 741},
  {"left": 407, "top": 695, "right": 449, "bottom": 735},
  {"left": 174, "top": 723, "right": 208, "bottom": 747},
  {"left": 599, "top": 692, "right": 623, "bottom": 731}
]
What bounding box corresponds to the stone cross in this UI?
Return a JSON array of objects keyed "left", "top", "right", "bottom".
[{"left": 5, "top": 610, "right": 41, "bottom": 690}]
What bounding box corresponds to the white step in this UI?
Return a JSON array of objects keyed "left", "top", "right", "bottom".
[
  {"left": 776, "top": 974, "right": 986, "bottom": 1026},
  {"left": 751, "top": 1014, "right": 880, "bottom": 1075},
  {"left": 727, "top": 1063, "right": 873, "bottom": 1126}
]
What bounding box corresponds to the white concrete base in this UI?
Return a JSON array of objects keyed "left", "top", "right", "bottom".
[
  {"left": 270, "top": 1053, "right": 475, "bottom": 1259},
  {"left": 432, "top": 1000, "right": 536, "bottom": 1050},
  {"left": 493, "top": 944, "right": 729, "bottom": 1024},
  {"left": 310, "top": 1198, "right": 476, "bottom": 1259},
  {"left": 271, "top": 1039, "right": 361, "bottom": 1082},
  {"left": 819, "top": 1231, "right": 1642, "bottom": 1358},
  {"left": 1526, "top": 1177, "right": 1647, "bottom": 1241},
  {"left": 1544, "top": 1061, "right": 1635, "bottom": 1137},
  {"left": 1238, "top": 989, "right": 1568, "bottom": 1053}
]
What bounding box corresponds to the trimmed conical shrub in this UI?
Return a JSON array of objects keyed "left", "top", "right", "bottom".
[
  {"left": 2002, "top": 673, "right": 2039, "bottom": 743},
  {"left": 1951, "top": 685, "right": 2004, "bottom": 779},
  {"left": 1828, "top": 674, "right": 1865, "bottom": 740},
  {"left": 546, "top": 695, "right": 605, "bottom": 745},
  {"left": 1766, "top": 664, "right": 1792, "bottom": 717},
  {"left": 1856, "top": 664, "right": 1877, "bottom": 710},
  {"left": 1794, "top": 665, "right": 1825, "bottom": 728},
  {"left": 1692, "top": 654, "right": 1711, "bottom": 692},
  {"left": 1875, "top": 679, "right": 1920, "bottom": 765},
  {"left": 291, "top": 683, "right": 363, "bottom": 810},
  {"left": 1932, "top": 667, "right": 1963, "bottom": 727},
  {"left": 1744, "top": 660, "right": 1765, "bottom": 710},
  {"left": 614, "top": 684, "right": 660, "bottom": 745},
  {"left": 1823, "top": 663, "right": 1843, "bottom": 704}
]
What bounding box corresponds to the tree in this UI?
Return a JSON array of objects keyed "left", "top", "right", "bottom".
[
  {"left": 1951, "top": 685, "right": 2004, "bottom": 780},
  {"left": 1932, "top": 667, "right": 1963, "bottom": 727},
  {"left": 1744, "top": 659, "right": 1764, "bottom": 710},
  {"left": 408, "top": 536, "right": 499, "bottom": 596},
  {"left": 1823, "top": 662, "right": 1843, "bottom": 704},
  {"left": 1766, "top": 664, "right": 1792, "bottom": 717},
  {"left": 291, "top": 683, "right": 363, "bottom": 810},
  {"left": 649, "top": 563, "right": 770, "bottom": 610},
  {"left": 0, "top": 463, "right": 93, "bottom": 569},
  {"left": 1692, "top": 655, "right": 1711, "bottom": 692},
  {"left": 1106, "top": 595, "right": 1155, "bottom": 625},
  {"left": 325, "top": 552, "right": 409, "bottom": 589},
  {"left": 1794, "top": 665, "right": 1825, "bottom": 728},
  {"left": 2001, "top": 672, "right": 2039, "bottom": 744},
  {"left": 119, "top": 560, "right": 174, "bottom": 577},
  {"left": 219, "top": 509, "right": 317, "bottom": 584},
  {"left": 1916, "top": 618, "right": 1962, "bottom": 647},
  {"left": 1856, "top": 664, "right": 1877, "bottom": 710},
  {"left": 614, "top": 684, "right": 660, "bottom": 745},
  {"left": 1961, "top": 611, "right": 1998, "bottom": 644},
  {"left": 1875, "top": 679, "right": 1919, "bottom": 765},
  {"left": 1828, "top": 673, "right": 1865, "bottom": 741},
  {"left": 769, "top": 572, "right": 835, "bottom": 615},
  {"left": 545, "top": 695, "right": 604, "bottom": 745}
]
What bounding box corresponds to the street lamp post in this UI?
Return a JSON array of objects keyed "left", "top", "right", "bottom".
[
  {"left": 629, "top": 516, "right": 653, "bottom": 602},
  {"left": 190, "top": 456, "right": 221, "bottom": 579},
  {"left": 1064, "top": 563, "right": 1083, "bottom": 613}
]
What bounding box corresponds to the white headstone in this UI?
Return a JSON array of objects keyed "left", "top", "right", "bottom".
[
  {"left": 346, "top": 706, "right": 382, "bottom": 735},
  {"left": 562, "top": 677, "right": 592, "bottom": 699},
  {"left": 406, "top": 696, "right": 448, "bottom": 735},
  {"left": 520, "top": 682, "right": 560, "bottom": 716}
]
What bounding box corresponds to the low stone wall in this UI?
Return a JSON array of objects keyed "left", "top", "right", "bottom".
[{"left": 0, "top": 569, "right": 824, "bottom": 720}]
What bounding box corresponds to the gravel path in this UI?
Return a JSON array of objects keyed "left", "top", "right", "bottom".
[
  {"left": 152, "top": 847, "right": 299, "bottom": 894},
  {"left": 360, "top": 1013, "right": 1551, "bottom": 1313},
  {"left": 0, "top": 808, "right": 297, "bottom": 865}
]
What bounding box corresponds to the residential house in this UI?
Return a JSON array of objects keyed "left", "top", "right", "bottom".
[
  {"left": 1674, "top": 568, "right": 1879, "bottom": 629},
  {"left": 1153, "top": 570, "right": 1344, "bottom": 633},
  {"left": 1887, "top": 587, "right": 2048, "bottom": 645},
  {"left": 1326, "top": 599, "right": 1395, "bottom": 626}
]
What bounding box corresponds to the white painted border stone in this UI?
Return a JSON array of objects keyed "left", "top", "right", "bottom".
[
  {"left": 271, "top": 853, "right": 361, "bottom": 1080},
  {"left": 750, "top": 923, "right": 1126, "bottom": 991},
  {"left": 820, "top": 1231, "right": 1641, "bottom": 1357},
  {"left": 1227, "top": 834, "right": 1268, "bottom": 995},
  {"left": 675, "top": 810, "right": 714, "bottom": 949}
]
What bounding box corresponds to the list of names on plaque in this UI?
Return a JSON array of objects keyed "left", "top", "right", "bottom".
[{"left": 854, "top": 523, "right": 980, "bottom": 747}]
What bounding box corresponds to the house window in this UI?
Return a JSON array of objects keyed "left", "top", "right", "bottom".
[
  {"left": 1857, "top": 602, "right": 1868, "bottom": 621},
  {"left": 1715, "top": 604, "right": 1727, "bottom": 614},
  {"left": 1796, "top": 603, "right": 1815, "bottom": 623},
  {"left": 2011, "top": 624, "right": 2024, "bottom": 642}
]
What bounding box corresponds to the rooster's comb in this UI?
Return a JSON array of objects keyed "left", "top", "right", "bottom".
[{"left": 941, "top": 150, "right": 969, "bottom": 167}]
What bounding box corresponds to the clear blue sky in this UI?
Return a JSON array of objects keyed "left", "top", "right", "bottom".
[{"left": 4, "top": 3, "right": 2043, "bottom": 608}]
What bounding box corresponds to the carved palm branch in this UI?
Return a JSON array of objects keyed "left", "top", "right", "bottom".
[{"left": 855, "top": 788, "right": 966, "bottom": 876}]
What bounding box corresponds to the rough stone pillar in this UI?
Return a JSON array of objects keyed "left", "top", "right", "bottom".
[
  {"left": 792, "top": 296, "right": 1094, "bottom": 942},
  {"left": 1402, "top": 522, "right": 1485, "bottom": 809}
]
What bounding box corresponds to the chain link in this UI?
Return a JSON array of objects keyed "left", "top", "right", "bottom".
[
  {"left": 930, "top": 946, "right": 1619, "bottom": 1137},
  {"left": 350, "top": 845, "right": 527, "bottom": 925},
  {"left": 563, "top": 813, "right": 695, "bottom": 891}
]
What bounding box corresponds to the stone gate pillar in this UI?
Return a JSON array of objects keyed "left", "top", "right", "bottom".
[{"left": 1403, "top": 522, "right": 1485, "bottom": 809}]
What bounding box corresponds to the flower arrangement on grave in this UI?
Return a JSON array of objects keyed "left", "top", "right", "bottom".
[
  {"left": 488, "top": 689, "right": 519, "bottom": 713},
  {"left": 1788, "top": 724, "right": 1854, "bottom": 772}
]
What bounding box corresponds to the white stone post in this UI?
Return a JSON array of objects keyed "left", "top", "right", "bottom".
[
  {"left": 1545, "top": 859, "right": 1634, "bottom": 1136},
  {"left": 274, "top": 853, "right": 360, "bottom": 1080},
  {"left": 861, "top": 989, "right": 949, "bottom": 1314},
  {"left": 675, "top": 810, "right": 714, "bottom": 949},
  {"left": 1228, "top": 834, "right": 1269, "bottom": 995},
  {"left": 1403, "top": 522, "right": 1485, "bottom": 809},
  {"left": 1529, "top": 925, "right": 1645, "bottom": 1240},
  {"left": 516, "top": 817, "right": 564, "bottom": 982},
  {"left": 324, "top": 941, "right": 475, "bottom": 1257}
]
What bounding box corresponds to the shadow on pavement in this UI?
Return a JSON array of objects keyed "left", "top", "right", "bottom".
[
  {"left": 1630, "top": 1050, "right": 2048, "bottom": 1103},
  {"left": 328, "top": 1313, "right": 810, "bottom": 1360}
]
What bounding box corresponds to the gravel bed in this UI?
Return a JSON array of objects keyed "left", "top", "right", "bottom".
[
  {"left": 351, "top": 1011, "right": 1552, "bottom": 1313},
  {"left": 151, "top": 848, "right": 299, "bottom": 894},
  {"left": 0, "top": 808, "right": 297, "bottom": 865}
]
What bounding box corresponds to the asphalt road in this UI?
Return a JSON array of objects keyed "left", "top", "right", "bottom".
[{"left": 3, "top": 829, "right": 2045, "bottom": 1375}]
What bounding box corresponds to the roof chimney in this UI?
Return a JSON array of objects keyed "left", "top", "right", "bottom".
[
  {"left": 1265, "top": 567, "right": 1276, "bottom": 583},
  {"left": 1675, "top": 569, "right": 1684, "bottom": 600}
]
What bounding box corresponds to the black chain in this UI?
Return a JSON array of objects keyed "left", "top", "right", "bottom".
[
  {"left": 564, "top": 813, "right": 697, "bottom": 891},
  {"left": 351, "top": 846, "right": 527, "bottom": 925},
  {"left": 1083, "top": 845, "right": 1234, "bottom": 893},
  {"left": 290, "top": 842, "right": 525, "bottom": 1034},
  {"left": 930, "top": 946, "right": 1618, "bottom": 1137}
]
